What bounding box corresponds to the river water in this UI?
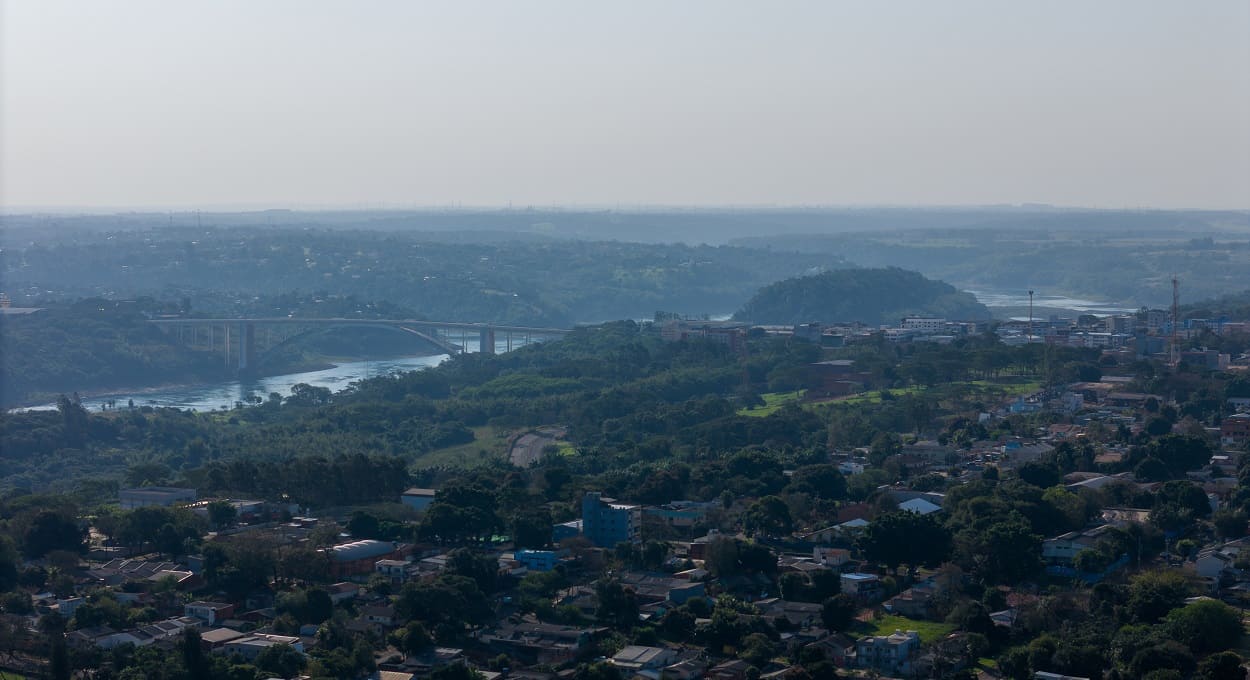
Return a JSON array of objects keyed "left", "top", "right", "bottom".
[
  {"left": 20, "top": 337, "right": 540, "bottom": 413},
  {"left": 965, "top": 290, "right": 1137, "bottom": 316},
  {"left": 18, "top": 291, "right": 1129, "bottom": 412}
]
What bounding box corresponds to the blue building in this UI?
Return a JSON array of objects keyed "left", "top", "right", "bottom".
[
  {"left": 552, "top": 519, "right": 583, "bottom": 544},
  {"left": 515, "top": 550, "right": 560, "bottom": 572},
  {"left": 581, "top": 492, "right": 641, "bottom": 548}
]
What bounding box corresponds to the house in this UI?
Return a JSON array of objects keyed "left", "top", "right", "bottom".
[
  {"left": 707, "top": 659, "right": 753, "bottom": 680},
  {"left": 363, "top": 604, "right": 397, "bottom": 628},
  {"left": 840, "top": 573, "right": 883, "bottom": 602},
  {"left": 618, "top": 572, "right": 707, "bottom": 605},
  {"left": 199, "top": 627, "right": 247, "bottom": 652},
  {"left": 813, "top": 547, "right": 851, "bottom": 568},
  {"left": 883, "top": 579, "right": 943, "bottom": 619},
  {"left": 755, "top": 598, "right": 824, "bottom": 628},
  {"left": 218, "top": 634, "right": 303, "bottom": 660},
  {"left": 1042, "top": 525, "right": 1116, "bottom": 566},
  {"left": 662, "top": 658, "right": 708, "bottom": 680},
  {"left": 806, "top": 632, "right": 857, "bottom": 667},
  {"left": 552, "top": 519, "right": 583, "bottom": 544},
  {"left": 856, "top": 630, "right": 920, "bottom": 675},
  {"left": 1195, "top": 540, "right": 1249, "bottom": 580},
  {"left": 482, "top": 621, "right": 606, "bottom": 665},
  {"left": 514, "top": 550, "right": 560, "bottom": 572},
  {"left": 184, "top": 601, "right": 235, "bottom": 626},
  {"left": 611, "top": 646, "right": 678, "bottom": 673},
  {"left": 1221, "top": 414, "right": 1250, "bottom": 447},
  {"left": 376, "top": 559, "right": 413, "bottom": 583},
  {"left": 327, "top": 582, "right": 360, "bottom": 604},
  {"left": 401, "top": 488, "right": 437, "bottom": 512},
  {"left": 119, "top": 486, "right": 196, "bottom": 509},
  {"left": 395, "top": 648, "right": 467, "bottom": 676}
]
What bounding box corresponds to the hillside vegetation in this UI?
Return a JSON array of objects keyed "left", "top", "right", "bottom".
[{"left": 733, "top": 267, "right": 990, "bottom": 325}]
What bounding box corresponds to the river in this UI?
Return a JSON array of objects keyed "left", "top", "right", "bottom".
[
  {"left": 20, "top": 337, "right": 538, "bottom": 413},
  {"left": 965, "top": 290, "right": 1138, "bottom": 316}
]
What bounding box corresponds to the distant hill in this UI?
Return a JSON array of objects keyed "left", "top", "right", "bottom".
[
  {"left": 1181, "top": 289, "right": 1250, "bottom": 320},
  {"left": 733, "top": 267, "right": 990, "bottom": 325}
]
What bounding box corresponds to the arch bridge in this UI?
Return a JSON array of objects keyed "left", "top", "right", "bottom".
[{"left": 149, "top": 317, "right": 572, "bottom": 372}]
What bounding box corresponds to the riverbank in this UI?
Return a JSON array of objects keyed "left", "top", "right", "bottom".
[{"left": 7, "top": 352, "right": 447, "bottom": 412}]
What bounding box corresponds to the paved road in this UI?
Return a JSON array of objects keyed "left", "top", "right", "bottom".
[
  {"left": 508, "top": 426, "right": 567, "bottom": 467},
  {"left": 509, "top": 433, "right": 553, "bottom": 467}
]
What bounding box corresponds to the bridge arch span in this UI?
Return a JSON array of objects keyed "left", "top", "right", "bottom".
[{"left": 253, "top": 323, "right": 460, "bottom": 369}]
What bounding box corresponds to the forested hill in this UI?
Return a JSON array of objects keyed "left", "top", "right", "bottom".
[
  {"left": 1182, "top": 290, "right": 1250, "bottom": 321},
  {"left": 0, "top": 301, "right": 222, "bottom": 407},
  {"left": 1, "top": 229, "right": 839, "bottom": 326},
  {"left": 733, "top": 267, "right": 990, "bottom": 325}
]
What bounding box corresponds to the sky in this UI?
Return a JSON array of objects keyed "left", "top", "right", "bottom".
[{"left": 2, "top": 1, "right": 1249, "bottom": 210}]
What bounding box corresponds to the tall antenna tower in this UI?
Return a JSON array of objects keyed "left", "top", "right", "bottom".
[
  {"left": 1027, "top": 290, "right": 1034, "bottom": 343},
  {"left": 1170, "top": 276, "right": 1180, "bottom": 367}
]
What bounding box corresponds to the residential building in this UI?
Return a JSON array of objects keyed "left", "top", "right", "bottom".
[
  {"left": 581, "top": 492, "right": 641, "bottom": 548},
  {"left": 184, "top": 601, "right": 235, "bottom": 626},
  {"left": 1042, "top": 525, "right": 1115, "bottom": 566},
  {"left": 482, "top": 622, "right": 607, "bottom": 666},
  {"left": 840, "top": 573, "right": 883, "bottom": 602},
  {"left": 1221, "top": 414, "right": 1250, "bottom": 447},
  {"left": 218, "top": 634, "right": 303, "bottom": 660},
  {"left": 856, "top": 630, "right": 921, "bottom": 675},
  {"left": 610, "top": 646, "right": 677, "bottom": 673},
  {"left": 901, "top": 318, "right": 946, "bottom": 334},
  {"left": 375, "top": 559, "right": 413, "bottom": 583},
  {"left": 119, "top": 486, "right": 196, "bottom": 510},
  {"left": 514, "top": 550, "right": 560, "bottom": 572}
]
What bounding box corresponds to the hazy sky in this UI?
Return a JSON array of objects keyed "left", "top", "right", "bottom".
[{"left": 3, "top": 1, "right": 1248, "bottom": 210}]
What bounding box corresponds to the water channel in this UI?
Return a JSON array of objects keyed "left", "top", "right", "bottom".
[{"left": 21, "top": 337, "right": 538, "bottom": 413}]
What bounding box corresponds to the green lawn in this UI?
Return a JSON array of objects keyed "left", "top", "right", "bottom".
[
  {"left": 824, "top": 378, "right": 1042, "bottom": 407},
  {"left": 859, "top": 614, "right": 956, "bottom": 642},
  {"left": 834, "top": 386, "right": 928, "bottom": 406},
  {"left": 413, "top": 425, "right": 508, "bottom": 468},
  {"left": 738, "top": 390, "right": 806, "bottom": 417},
  {"left": 554, "top": 441, "right": 579, "bottom": 457}
]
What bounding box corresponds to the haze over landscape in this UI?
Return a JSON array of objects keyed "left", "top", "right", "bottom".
[
  {"left": 3, "top": 1, "right": 1249, "bottom": 209},
  {"left": 3, "top": 4, "right": 1250, "bottom": 680}
]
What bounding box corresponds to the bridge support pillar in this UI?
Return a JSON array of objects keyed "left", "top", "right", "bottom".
[
  {"left": 238, "top": 322, "right": 256, "bottom": 371},
  {"left": 479, "top": 328, "right": 496, "bottom": 354}
]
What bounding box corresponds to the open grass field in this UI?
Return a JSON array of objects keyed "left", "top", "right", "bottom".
[
  {"left": 858, "top": 614, "right": 957, "bottom": 642},
  {"left": 414, "top": 425, "right": 508, "bottom": 468},
  {"left": 738, "top": 390, "right": 806, "bottom": 417}
]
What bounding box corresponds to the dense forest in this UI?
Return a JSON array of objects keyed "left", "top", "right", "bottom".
[
  {"left": 733, "top": 268, "right": 990, "bottom": 325},
  {"left": 0, "top": 301, "right": 223, "bottom": 407},
  {"left": 732, "top": 229, "right": 1250, "bottom": 308},
  {"left": 0, "top": 229, "right": 839, "bottom": 326}
]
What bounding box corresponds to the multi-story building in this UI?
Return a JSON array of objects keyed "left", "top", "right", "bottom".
[
  {"left": 1221, "top": 414, "right": 1250, "bottom": 448},
  {"left": 581, "top": 492, "right": 641, "bottom": 548},
  {"left": 856, "top": 630, "right": 920, "bottom": 675},
  {"left": 901, "top": 318, "right": 946, "bottom": 334},
  {"left": 840, "top": 573, "right": 883, "bottom": 602},
  {"left": 119, "top": 487, "right": 196, "bottom": 510}
]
